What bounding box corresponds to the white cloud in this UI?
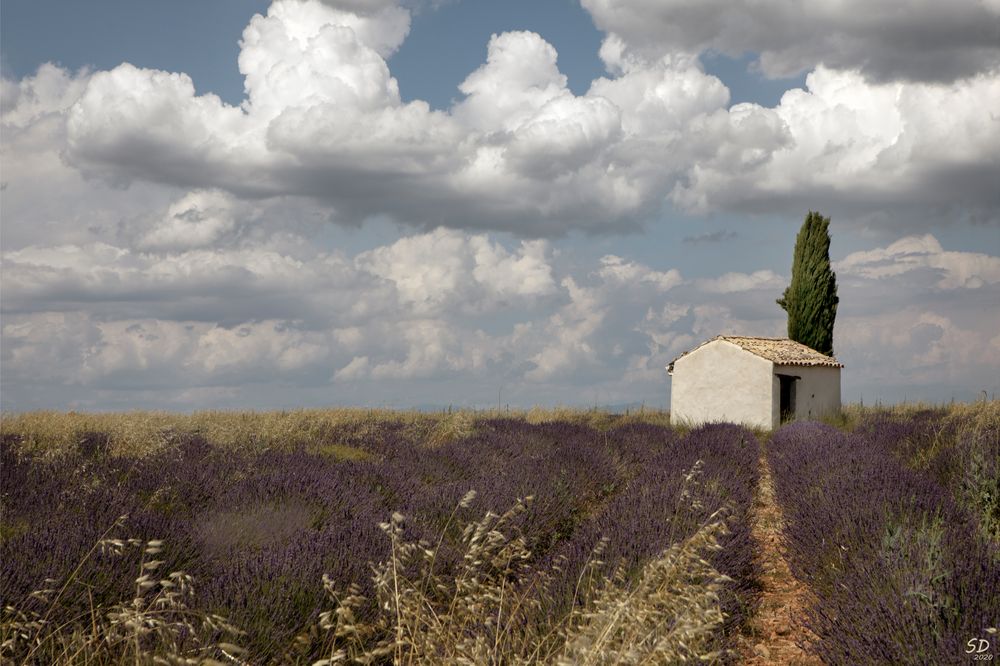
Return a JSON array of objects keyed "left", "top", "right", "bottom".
[
  {"left": 837, "top": 309, "right": 1000, "bottom": 388},
  {"left": 502, "top": 95, "right": 622, "bottom": 179},
  {"left": 525, "top": 277, "right": 605, "bottom": 381},
  {"left": 469, "top": 236, "right": 555, "bottom": 299},
  {"left": 193, "top": 321, "right": 330, "bottom": 374},
  {"left": 369, "top": 319, "right": 467, "bottom": 379},
  {"left": 3, "top": 0, "right": 1000, "bottom": 408},
  {"left": 334, "top": 355, "right": 369, "bottom": 381},
  {"left": 239, "top": 0, "right": 411, "bottom": 120},
  {"left": 670, "top": 67, "right": 1000, "bottom": 217},
  {"left": 1, "top": 65, "right": 180, "bottom": 250},
  {"left": 2, "top": 241, "right": 376, "bottom": 325},
  {"left": 581, "top": 0, "right": 1000, "bottom": 82},
  {"left": 57, "top": 6, "right": 638, "bottom": 233},
  {"left": 453, "top": 31, "right": 568, "bottom": 133},
  {"left": 1, "top": 63, "right": 90, "bottom": 128},
  {"left": 588, "top": 51, "right": 728, "bottom": 135},
  {"left": 838, "top": 234, "right": 1000, "bottom": 289},
  {"left": 139, "top": 190, "right": 240, "bottom": 251},
  {"left": 696, "top": 270, "right": 784, "bottom": 294},
  {"left": 356, "top": 227, "right": 556, "bottom": 314},
  {"left": 66, "top": 63, "right": 256, "bottom": 188},
  {"left": 597, "top": 255, "right": 682, "bottom": 291},
  {"left": 2, "top": 0, "right": 992, "bottom": 238},
  {"left": 2, "top": 223, "right": 561, "bottom": 331},
  {"left": 638, "top": 304, "right": 693, "bottom": 354},
  {"left": 2, "top": 227, "right": 998, "bottom": 406}
]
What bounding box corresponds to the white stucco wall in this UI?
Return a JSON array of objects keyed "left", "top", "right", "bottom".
[
  {"left": 670, "top": 340, "right": 774, "bottom": 429},
  {"left": 770, "top": 365, "right": 841, "bottom": 424}
]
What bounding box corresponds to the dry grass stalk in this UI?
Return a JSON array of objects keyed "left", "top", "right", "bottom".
[
  {"left": 1, "top": 528, "right": 244, "bottom": 665},
  {"left": 551, "top": 516, "right": 731, "bottom": 665},
  {"left": 1, "top": 406, "right": 674, "bottom": 458},
  {"left": 311, "top": 473, "right": 732, "bottom": 665}
]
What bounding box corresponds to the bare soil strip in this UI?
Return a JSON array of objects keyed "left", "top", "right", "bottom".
[{"left": 738, "top": 450, "right": 822, "bottom": 665}]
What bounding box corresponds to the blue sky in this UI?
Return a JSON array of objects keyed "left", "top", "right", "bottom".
[
  {"left": 1, "top": 0, "right": 802, "bottom": 109},
  {"left": 2, "top": 0, "right": 999, "bottom": 411}
]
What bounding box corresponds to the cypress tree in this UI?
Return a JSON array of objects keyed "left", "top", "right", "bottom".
[{"left": 777, "top": 211, "right": 839, "bottom": 355}]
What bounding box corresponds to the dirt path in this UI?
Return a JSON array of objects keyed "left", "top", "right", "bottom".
[{"left": 738, "top": 449, "right": 822, "bottom": 665}]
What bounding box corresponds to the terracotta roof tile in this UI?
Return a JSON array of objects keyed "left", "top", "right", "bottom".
[{"left": 667, "top": 335, "right": 843, "bottom": 372}]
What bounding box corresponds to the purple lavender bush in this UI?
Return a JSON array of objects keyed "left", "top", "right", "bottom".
[
  {"left": 2, "top": 417, "right": 761, "bottom": 662},
  {"left": 542, "top": 422, "right": 760, "bottom": 656},
  {"left": 855, "top": 408, "right": 1000, "bottom": 542},
  {"left": 769, "top": 420, "right": 1000, "bottom": 665}
]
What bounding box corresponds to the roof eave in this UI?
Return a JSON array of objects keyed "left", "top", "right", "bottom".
[{"left": 773, "top": 361, "right": 845, "bottom": 369}]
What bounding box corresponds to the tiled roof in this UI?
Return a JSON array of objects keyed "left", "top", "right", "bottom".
[{"left": 667, "top": 335, "right": 843, "bottom": 372}]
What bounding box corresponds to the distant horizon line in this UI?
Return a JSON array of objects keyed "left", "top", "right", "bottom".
[{"left": 3, "top": 396, "right": 997, "bottom": 416}]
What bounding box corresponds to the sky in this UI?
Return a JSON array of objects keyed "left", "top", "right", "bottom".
[{"left": 1, "top": 0, "right": 999, "bottom": 412}]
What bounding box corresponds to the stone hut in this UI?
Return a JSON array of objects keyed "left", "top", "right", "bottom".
[{"left": 667, "top": 335, "right": 842, "bottom": 429}]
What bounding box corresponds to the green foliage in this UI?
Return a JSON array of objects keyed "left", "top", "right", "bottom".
[{"left": 777, "top": 211, "right": 839, "bottom": 355}]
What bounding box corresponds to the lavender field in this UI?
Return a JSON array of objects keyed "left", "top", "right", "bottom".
[
  {"left": 768, "top": 405, "right": 999, "bottom": 665},
  {"left": 1, "top": 412, "right": 758, "bottom": 663},
  {"left": 1, "top": 404, "right": 997, "bottom": 664}
]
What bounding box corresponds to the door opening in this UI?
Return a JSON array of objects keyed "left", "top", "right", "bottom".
[{"left": 778, "top": 374, "right": 799, "bottom": 423}]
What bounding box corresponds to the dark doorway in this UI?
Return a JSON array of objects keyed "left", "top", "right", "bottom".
[{"left": 778, "top": 374, "right": 799, "bottom": 423}]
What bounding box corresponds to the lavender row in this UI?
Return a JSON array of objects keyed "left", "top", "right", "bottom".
[
  {"left": 0, "top": 419, "right": 695, "bottom": 661},
  {"left": 543, "top": 423, "right": 761, "bottom": 652},
  {"left": 853, "top": 408, "right": 1000, "bottom": 542},
  {"left": 768, "top": 421, "right": 1000, "bottom": 665}
]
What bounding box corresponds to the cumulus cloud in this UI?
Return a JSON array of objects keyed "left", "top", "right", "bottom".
[
  {"left": 3, "top": 0, "right": 1000, "bottom": 409},
  {"left": 139, "top": 190, "right": 241, "bottom": 251},
  {"left": 0, "top": 0, "right": 989, "bottom": 236},
  {"left": 696, "top": 270, "right": 784, "bottom": 294},
  {"left": 357, "top": 227, "right": 556, "bottom": 313},
  {"left": 453, "top": 31, "right": 569, "bottom": 133},
  {"left": 334, "top": 355, "right": 369, "bottom": 381},
  {"left": 2, "top": 225, "right": 998, "bottom": 407},
  {"left": 669, "top": 67, "right": 1000, "bottom": 219},
  {"left": 2, "top": 223, "right": 560, "bottom": 328},
  {"left": 581, "top": 0, "right": 1000, "bottom": 82},
  {"left": 525, "top": 277, "right": 606, "bottom": 381},
  {"left": 58, "top": 6, "right": 632, "bottom": 233},
  {"left": 597, "top": 255, "right": 682, "bottom": 291},
  {"left": 0, "top": 64, "right": 181, "bottom": 249},
  {"left": 836, "top": 309, "right": 1000, "bottom": 391},
  {"left": 837, "top": 234, "right": 1000, "bottom": 289},
  {"left": 1, "top": 241, "right": 380, "bottom": 326},
  {"left": 1, "top": 63, "right": 90, "bottom": 127},
  {"left": 588, "top": 51, "right": 729, "bottom": 134},
  {"left": 66, "top": 63, "right": 257, "bottom": 191},
  {"left": 1, "top": 315, "right": 333, "bottom": 389}
]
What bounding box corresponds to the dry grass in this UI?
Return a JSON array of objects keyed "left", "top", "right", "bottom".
[
  {"left": 550, "top": 516, "right": 732, "bottom": 665},
  {"left": 0, "top": 410, "right": 181, "bottom": 458},
  {"left": 943, "top": 398, "right": 1000, "bottom": 434},
  {"left": 424, "top": 411, "right": 478, "bottom": 448},
  {"left": 4, "top": 471, "right": 734, "bottom": 665},
  {"left": 520, "top": 406, "right": 671, "bottom": 430},
  {"left": 824, "top": 398, "right": 999, "bottom": 432},
  {"left": 302, "top": 467, "right": 733, "bottom": 665},
  {"left": 0, "top": 408, "right": 432, "bottom": 457},
  {"left": 1, "top": 518, "right": 244, "bottom": 665},
  {"left": 5, "top": 402, "right": 992, "bottom": 457},
  {"left": 1, "top": 406, "right": 672, "bottom": 457}
]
